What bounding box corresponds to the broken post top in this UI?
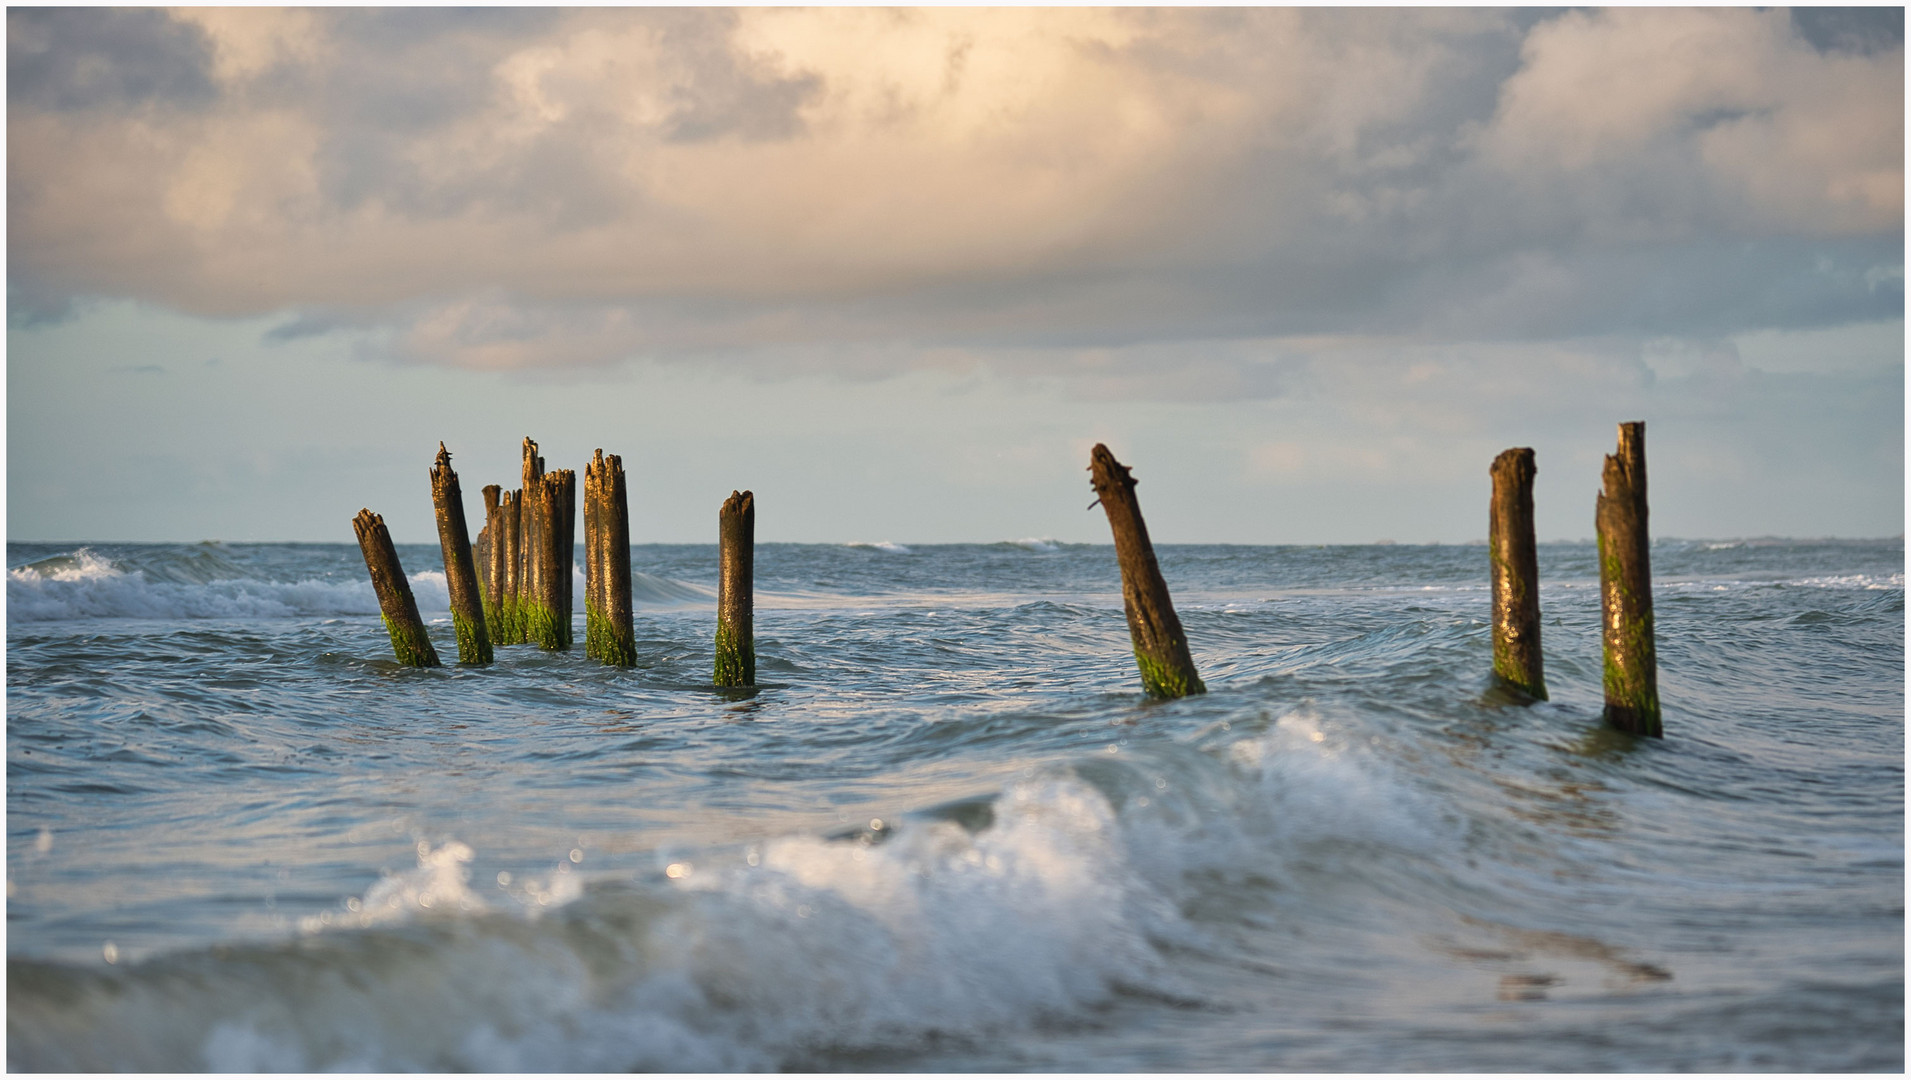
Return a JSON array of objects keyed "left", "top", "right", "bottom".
[
  {"left": 1491, "top": 446, "right": 1536, "bottom": 483},
  {"left": 351, "top": 507, "right": 384, "bottom": 542},
  {"left": 1603, "top": 421, "right": 1647, "bottom": 505},
  {"left": 1088, "top": 443, "right": 1137, "bottom": 504},
  {"left": 429, "top": 442, "right": 456, "bottom": 487},
  {"left": 522, "top": 437, "right": 545, "bottom": 487},
  {"left": 723, "top": 489, "right": 754, "bottom": 521},
  {"left": 587, "top": 448, "right": 624, "bottom": 483},
  {"left": 482, "top": 483, "right": 501, "bottom": 516}
]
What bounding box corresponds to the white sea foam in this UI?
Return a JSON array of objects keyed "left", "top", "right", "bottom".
[
  {"left": 1792, "top": 572, "right": 1905, "bottom": 590},
  {"left": 1007, "top": 538, "right": 1061, "bottom": 552},
  {"left": 9, "top": 726, "right": 1442, "bottom": 1072},
  {"left": 847, "top": 540, "right": 914, "bottom": 555},
  {"left": 5, "top": 551, "right": 398, "bottom": 623},
  {"left": 6, "top": 549, "right": 716, "bottom": 623}
]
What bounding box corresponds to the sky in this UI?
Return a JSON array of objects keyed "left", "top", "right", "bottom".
[{"left": 7, "top": 6, "right": 1904, "bottom": 544}]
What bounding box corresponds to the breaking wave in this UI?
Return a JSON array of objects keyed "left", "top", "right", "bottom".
[{"left": 7, "top": 714, "right": 1435, "bottom": 1071}]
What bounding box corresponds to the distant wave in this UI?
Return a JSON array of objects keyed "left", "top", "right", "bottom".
[
  {"left": 7, "top": 549, "right": 395, "bottom": 622},
  {"left": 1792, "top": 572, "right": 1905, "bottom": 590},
  {"left": 846, "top": 541, "right": 913, "bottom": 555},
  {"left": 630, "top": 570, "right": 715, "bottom": 606},
  {"left": 1005, "top": 538, "right": 1062, "bottom": 553},
  {"left": 6, "top": 549, "right": 714, "bottom": 621}
]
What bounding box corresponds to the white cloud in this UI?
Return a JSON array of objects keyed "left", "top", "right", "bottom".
[{"left": 1475, "top": 7, "right": 1902, "bottom": 237}]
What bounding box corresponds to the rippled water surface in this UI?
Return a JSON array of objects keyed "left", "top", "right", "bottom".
[{"left": 6, "top": 538, "right": 1903, "bottom": 1070}]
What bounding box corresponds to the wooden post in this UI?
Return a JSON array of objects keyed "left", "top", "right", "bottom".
[
  {"left": 519, "top": 438, "right": 546, "bottom": 646},
  {"left": 517, "top": 438, "right": 575, "bottom": 651},
  {"left": 494, "top": 488, "right": 524, "bottom": 645},
  {"left": 584, "top": 458, "right": 600, "bottom": 658},
  {"left": 536, "top": 468, "right": 575, "bottom": 650},
  {"left": 473, "top": 484, "right": 498, "bottom": 592},
  {"left": 352, "top": 509, "right": 440, "bottom": 667},
  {"left": 715, "top": 490, "right": 754, "bottom": 686},
  {"left": 585, "top": 450, "right": 637, "bottom": 665},
  {"left": 1488, "top": 447, "right": 1546, "bottom": 700},
  {"left": 1088, "top": 444, "right": 1204, "bottom": 698},
  {"left": 1597, "top": 421, "right": 1661, "bottom": 737},
  {"left": 429, "top": 443, "right": 493, "bottom": 665},
  {"left": 476, "top": 484, "right": 501, "bottom": 640}
]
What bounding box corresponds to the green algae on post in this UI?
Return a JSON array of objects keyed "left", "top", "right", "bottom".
[
  {"left": 1488, "top": 447, "right": 1546, "bottom": 700},
  {"left": 584, "top": 449, "right": 637, "bottom": 666},
  {"left": 714, "top": 490, "right": 755, "bottom": 686},
  {"left": 518, "top": 438, "right": 548, "bottom": 647},
  {"left": 474, "top": 483, "right": 501, "bottom": 640},
  {"left": 1088, "top": 444, "right": 1204, "bottom": 698},
  {"left": 536, "top": 467, "right": 576, "bottom": 651},
  {"left": 352, "top": 508, "right": 440, "bottom": 668},
  {"left": 518, "top": 437, "right": 575, "bottom": 651},
  {"left": 1596, "top": 421, "right": 1661, "bottom": 737},
  {"left": 430, "top": 443, "right": 493, "bottom": 665},
  {"left": 487, "top": 487, "right": 525, "bottom": 645}
]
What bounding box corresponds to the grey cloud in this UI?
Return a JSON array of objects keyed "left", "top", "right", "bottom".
[
  {"left": 1791, "top": 6, "right": 1904, "bottom": 56},
  {"left": 649, "top": 10, "right": 821, "bottom": 143},
  {"left": 7, "top": 278, "right": 78, "bottom": 330},
  {"left": 7, "top": 8, "right": 215, "bottom": 112},
  {"left": 294, "top": 9, "right": 811, "bottom": 221}
]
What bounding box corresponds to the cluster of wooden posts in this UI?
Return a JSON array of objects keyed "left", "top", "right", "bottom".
[
  {"left": 354, "top": 423, "right": 1660, "bottom": 738},
  {"left": 352, "top": 437, "right": 756, "bottom": 685}
]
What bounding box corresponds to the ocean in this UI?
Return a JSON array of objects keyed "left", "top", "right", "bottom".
[{"left": 5, "top": 537, "right": 1903, "bottom": 1070}]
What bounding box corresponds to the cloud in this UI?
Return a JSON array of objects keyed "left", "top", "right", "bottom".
[
  {"left": 8, "top": 7, "right": 216, "bottom": 112},
  {"left": 1474, "top": 7, "right": 1902, "bottom": 236},
  {"left": 8, "top": 8, "right": 1901, "bottom": 376}
]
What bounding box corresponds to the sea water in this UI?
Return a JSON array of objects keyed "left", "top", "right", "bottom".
[{"left": 5, "top": 538, "right": 1903, "bottom": 1070}]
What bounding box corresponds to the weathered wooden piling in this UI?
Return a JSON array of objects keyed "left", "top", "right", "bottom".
[
  {"left": 429, "top": 443, "right": 493, "bottom": 665},
  {"left": 488, "top": 489, "right": 524, "bottom": 645},
  {"left": 476, "top": 483, "right": 501, "bottom": 637},
  {"left": 584, "top": 463, "right": 599, "bottom": 653},
  {"left": 519, "top": 439, "right": 546, "bottom": 646},
  {"left": 352, "top": 508, "right": 441, "bottom": 667},
  {"left": 1596, "top": 421, "right": 1661, "bottom": 737},
  {"left": 1088, "top": 444, "right": 1204, "bottom": 698},
  {"left": 714, "top": 490, "right": 755, "bottom": 686},
  {"left": 1488, "top": 447, "right": 1546, "bottom": 700},
  {"left": 585, "top": 450, "right": 636, "bottom": 666},
  {"left": 517, "top": 438, "right": 576, "bottom": 650},
  {"left": 539, "top": 468, "right": 576, "bottom": 650}
]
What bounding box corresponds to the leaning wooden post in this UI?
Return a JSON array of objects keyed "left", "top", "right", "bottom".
[
  {"left": 586, "top": 450, "right": 637, "bottom": 665},
  {"left": 429, "top": 443, "right": 493, "bottom": 665},
  {"left": 714, "top": 490, "right": 755, "bottom": 686},
  {"left": 1088, "top": 444, "right": 1204, "bottom": 697},
  {"left": 1488, "top": 447, "right": 1546, "bottom": 700},
  {"left": 352, "top": 509, "right": 440, "bottom": 668},
  {"left": 1597, "top": 421, "right": 1661, "bottom": 737}
]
